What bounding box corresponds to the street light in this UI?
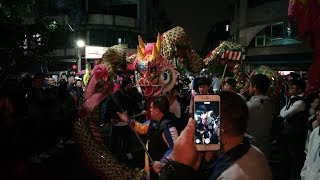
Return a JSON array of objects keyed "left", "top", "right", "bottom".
[
  {"left": 77, "top": 39, "right": 85, "bottom": 48},
  {"left": 76, "top": 39, "right": 85, "bottom": 72}
]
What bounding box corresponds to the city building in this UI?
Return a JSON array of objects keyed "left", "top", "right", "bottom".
[
  {"left": 18, "top": 0, "right": 162, "bottom": 72},
  {"left": 230, "top": 0, "right": 312, "bottom": 70},
  {"left": 202, "top": 20, "right": 231, "bottom": 55}
]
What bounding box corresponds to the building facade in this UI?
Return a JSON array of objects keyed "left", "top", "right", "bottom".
[
  {"left": 27, "top": 0, "right": 160, "bottom": 71},
  {"left": 202, "top": 20, "right": 231, "bottom": 55},
  {"left": 230, "top": 0, "right": 312, "bottom": 70}
]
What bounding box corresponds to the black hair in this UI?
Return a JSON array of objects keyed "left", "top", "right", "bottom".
[
  {"left": 218, "top": 91, "right": 248, "bottom": 136},
  {"left": 152, "top": 96, "right": 170, "bottom": 114},
  {"left": 171, "top": 84, "right": 182, "bottom": 93},
  {"left": 67, "top": 74, "right": 75, "bottom": 79},
  {"left": 250, "top": 74, "right": 270, "bottom": 94},
  {"left": 306, "top": 93, "right": 320, "bottom": 105},
  {"left": 289, "top": 72, "right": 301, "bottom": 80},
  {"left": 197, "top": 77, "right": 211, "bottom": 87},
  {"left": 291, "top": 79, "right": 306, "bottom": 92},
  {"left": 225, "top": 78, "right": 237, "bottom": 88}
]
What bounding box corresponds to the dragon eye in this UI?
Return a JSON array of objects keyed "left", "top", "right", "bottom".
[{"left": 161, "top": 70, "right": 170, "bottom": 84}]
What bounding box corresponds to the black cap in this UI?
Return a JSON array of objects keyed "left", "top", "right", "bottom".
[{"left": 226, "top": 78, "right": 237, "bottom": 88}]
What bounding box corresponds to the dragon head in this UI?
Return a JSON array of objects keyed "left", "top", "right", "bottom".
[{"left": 133, "top": 34, "right": 179, "bottom": 97}]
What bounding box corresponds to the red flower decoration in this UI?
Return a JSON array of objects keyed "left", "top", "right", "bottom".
[{"left": 92, "top": 64, "right": 108, "bottom": 81}]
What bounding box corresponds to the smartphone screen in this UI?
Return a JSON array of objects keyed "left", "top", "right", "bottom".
[{"left": 194, "top": 95, "right": 220, "bottom": 150}]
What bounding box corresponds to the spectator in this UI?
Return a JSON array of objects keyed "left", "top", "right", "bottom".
[
  {"left": 300, "top": 125, "right": 320, "bottom": 180},
  {"left": 211, "top": 74, "right": 221, "bottom": 93},
  {"left": 159, "top": 91, "right": 271, "bottom": 180},
  {"left": 47, "top": 77, "right": 56, "bottom": 88},
  {"left": 169, "top": 84, "right": 181, "bottom": 119},
  {"left": 109, "top": 77, "right": 141, "bottom": 160},
  {"left": 222, "top": 78, "right": 245, "bottom": 100},
  {"left": 279, "top": 79, "right": 308, "bottom": 179},
  {"left": 246, "top": 74, "right": 275, "bottom": 159},
  {"left": 75, "top": 79, "right": 84, "bottom": 108}
]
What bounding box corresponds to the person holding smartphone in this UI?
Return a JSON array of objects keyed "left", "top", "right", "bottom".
[
  {"left": 189, "top": 77, "right": 211, "bottom": 117},
  {"left": 159, "top": 91, "right": 271, "bottom": 180}
]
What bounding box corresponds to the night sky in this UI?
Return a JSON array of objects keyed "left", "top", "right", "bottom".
[{"left": 160, "top": 0, "right": 234, "bottom": 49}]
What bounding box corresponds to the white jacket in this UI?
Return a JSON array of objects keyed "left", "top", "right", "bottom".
[
  {"left": 301, "top": 127, "right": 320, "bottom": 180},
  {"left": 218, "top": 146, "right": 272, "bottom": 180}
]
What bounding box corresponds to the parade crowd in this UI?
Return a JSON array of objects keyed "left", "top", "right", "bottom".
[{"left": 1, "top": 70, "right": 320, "bottom": 180}]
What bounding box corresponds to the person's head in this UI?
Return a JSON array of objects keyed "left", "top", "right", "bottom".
[
  {"left": 150, "top": 96, "right": 170, "bottom": 121},
  {"left": 249, "top": 74, "right": 270, "bottom": 96},
  {"left": 48, "top": 77, "right": 55, "bottom": 86},
  {"left": 197, "top": 77, "right": 210, "bottom": 94},
  {"left": 287, "top": 72, "right": 300, "bottom": 82},
  {"left": 60, "top": 73, "right": 67, "bottom": 81},
  {"left": 289, "top": 79, "right": 306, "bottom": 96},
  {"left": 223, "top": 78, "right": 237, "bottom": 93},
  {"left": 76, "top": 79, "right": 83, "bottom": 87},
  {"left": 218, "top": 91, "right": 248, "bottom": 139},
  {"left": 312, "top": 97, "right": 320, "bottom": 110},
  {"left": 68, "top": 75, "right": 75, "bottom": 86},
  {"left": 200, "top": 112, "right": 208, "bottom": 125},
  {"left": 32, "top": 73, "right": 44, "bottom": 88},
  {"left": 121, "top": 77, "right": 133, "bottom": 92}
]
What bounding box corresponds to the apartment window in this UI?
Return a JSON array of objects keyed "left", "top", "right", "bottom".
[
  {"left": 53, "top": 0, "right": 67, "bottom": 9},
  {"left": 255, "top": 35, "right": 266, "bottom": 47},
  {"left": 118, "top": 38, "right": 123, "bottom": 44},
  {"left": 271, "top": 23, "right": 284, "bottom": 39},
  {"left": 89, "top": 31, "right": 104, "bottom": 46},
  {"left": 110, "top": 4, "right": 138, "bottom": 18}
]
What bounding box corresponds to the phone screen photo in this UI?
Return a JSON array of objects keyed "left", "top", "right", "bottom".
[{"left": 194, "top": 95, "right": 220, "bottom": 151}]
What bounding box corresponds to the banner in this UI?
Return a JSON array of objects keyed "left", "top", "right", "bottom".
[{"left": 85, "top": 46, "right": 109, "bottom": 59}]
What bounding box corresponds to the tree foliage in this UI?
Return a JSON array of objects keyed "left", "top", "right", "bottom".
[
  {"left": 0, "top": 0, "right": 34, "bottom": 24},
  {"left": 0, "top": 1, "right": 70, "bottom": 71},
  {"left": 21, "top": 19, "right": 67, "bottom": 61}
]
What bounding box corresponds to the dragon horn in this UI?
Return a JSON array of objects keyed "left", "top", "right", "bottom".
[
  {"left": 151, "top": 44, "right": 160, "bottom": 60},
  {"left": 138, "top": 35, "right": 145, "bottom": 54},
  {"left": 156, "top": 33, "right": 161, "bottom": 51},
  {"left": 137, "top": 45, "right": 145, "bottom": 59}
]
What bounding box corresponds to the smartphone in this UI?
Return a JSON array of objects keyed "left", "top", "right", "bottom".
[{"left": 194, "top": 95, "right": 220, "bottom": 151}]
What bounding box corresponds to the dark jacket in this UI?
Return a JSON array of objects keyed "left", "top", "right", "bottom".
[
  {"left": 148, "top": 113, "right": 177, "bottom": 180},
  {"left": 159, "top": 138, "right": 252, "bottom": 180}
]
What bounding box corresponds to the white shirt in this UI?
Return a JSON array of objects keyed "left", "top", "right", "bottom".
[
  {"left": 280, "top": 93, "right": 306, "bottom": 119},
  {"left": 169, "top": 100, "right": 181, "bottom": 118},
  {"left": 218, "top": 146, "right": 272, "bottom": 180},
  {"left": 301, "top": 127, "right": 320, "bottom": 180},
  {"left": 212, "top": 77, "right": 221, "bottom": 91}
]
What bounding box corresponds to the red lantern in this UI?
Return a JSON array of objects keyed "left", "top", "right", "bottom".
[{"left": 72, "top": 65, "right": 77, "bottom": 70}]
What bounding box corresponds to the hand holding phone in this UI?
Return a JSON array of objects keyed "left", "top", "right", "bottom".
[{"left": 194, "top": 95, "right": 221, "bottom": 151}]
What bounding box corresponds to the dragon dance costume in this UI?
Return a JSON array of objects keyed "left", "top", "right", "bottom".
[{"left": 73, "top": 25, "right": 280, "bottom": 179}]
